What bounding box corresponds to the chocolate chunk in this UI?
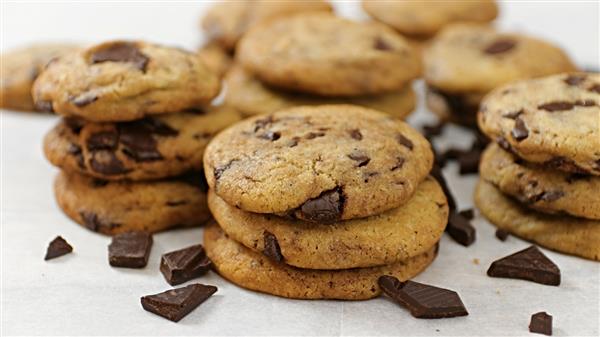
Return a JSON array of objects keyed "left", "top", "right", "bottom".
[
  {"left": 502, "top": 109, "right": 523, "bottom": 119},
  {"left": 378, "top": 276, "right": 468, "bottom": 319},
  {"left": 495, "top": 229, "right": 509, "bottom": 241},
  {"left": 538, "top": 101, "right": 574, "bottom": 112},
  {"left": 296, "top": 187, "right": 344, "bottom": 223},
  {"left": 563, "top": 74, "right": 586, "bottom": 86},
  {"left": 140, "top": 284, "right": 217, "bottom": 322},
  {"left": 89, "top": 150, "right": 130, "bottom": 175},
  {"left": 430, "top": 164, "right": 456, "bottom": 212},
  {"left": 91, "top": 41, "right": 149, "bottom": 71},
  {"left": 67, "top": 143, "right": 85, "bottom": 169},
  {"left": 87, "top": 131, "right": 119, "bottom": 151},
  {"left": 160, "top": 244, "right": 212, "bottom": 286},
  {"left": 348, "top": 151, "right": 370, "bottom": 167},
  {"left": 484, "top": 39, "right": 517, "bottom": 54},
  {"left": 529, "top": 312, "right": 553, "bottom": 335},
  {"left": 374, "top": 37, "right": 392, "bottom": 51},
  {"left": 349, "top": 129, "right": 362, "bottom": 140},
  {"left": 35, "top": 100, "right": 54, "bottom": 112},
  {"left": 119, "top": 125, "right": 162, "bottom": 162},
  {"left": 458, "top": 149, "right": 481, "bottom": 175},
  {"left": 511, "top": 117, "right": 529, "bottom": 141},
  {"left": 458, "top": 209, "right": 474, "bottom": 220},
  {"left": 487, "top": 245, "right": 560, "bottom": 286},
  {"left": 253, "top": 115, "right": 274, "bottom": 132},
  {"left": 108, "top": 231, "right": 153, "bottom": 268},
  {"left": 263, "top": 231, "right": 284, "bottom": 263},
  {"left": 305, "top": 131, "right": 325, "bottom": 139},
  {"left": 396, "top": 134, "right": 414, "bottom": 150},
  {"left": 446, "top": 212, "right": 476, "bottom": 246},
  {"left": 79, "top": 211, "right": 119, "bottom": 231},
  {"left": 544, "top": 157, "right": 588, "bottom": 174},
  {"left": 390, "top": 156, "right": 405, "bottom": 171},
  {"left": 589, "top": 83, "right": 600, "bottom": 94},
  {"left": 70, "top": 92, "right": 98, "bottom": 107},
  {"left": 257, "top": 131, "right": 281, "bottom": 141},
  {"left": 422, "top": 122, "right": 445, "bottom": 138},
  {"left": 44, "top": 236, "right": 73, "bottom": 260},
  {"left": 574, "top": 99, "right": 596, "bottom": 107}
]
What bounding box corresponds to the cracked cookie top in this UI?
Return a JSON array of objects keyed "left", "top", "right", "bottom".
[{"left": 203, "top": 105, "right": 433, "bottom": 222}]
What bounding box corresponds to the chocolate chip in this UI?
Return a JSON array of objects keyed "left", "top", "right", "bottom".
[
  {"left": 288, "top": 136, "right": 300, "bottom": 147},
  {"left": 538, "top": 101, "right": 574, "bottom": 112},
  {"left": 487, "top": 245, "right": 560, "bottom": 286},
  {"left": 141, "top": 284, "right": 217, "bottom": 322},
  {"left": 119, "top": 128, "right": 162, "bottom": 162},
  {"left": 589, "top": 83, "right": 600, "bottom": 93},
  {"left": 378, "top": 276, "right": 468, "bottom": 319},
  {"left": 89, "top": 150, "right": 130, "bottom": 175},
  {"left": 544, "top": 157, "right": 588, "bottom": 174},
  {"left": 348, "top": 150, "right": 370, "bottom": 167},
  {"left": 67, "top": 143, "right": 85, "bottom": 169},
  {"left": 253, "top": 115, "right": 274, "bottom": 132},
  {"left": 79, "top": 211, "right": 118, "bottom": 232},
  {"left": 534, "top": 190, "right": 565, "bottom": 203},
  {"left": 160, "top": 244, "right": 212, "bottom": 286},
  {"left": 91, "top": 178, "right": 109, "bottom": 187},
  {"left": 108, "top": 231, "right": 153, "bottom": 268},
  {"left": 349, "top": 129, "right": 363, "bottom": 140},
  {"left": 86, "top": 131, "right": 119, "bottom": 151},
  {"left": 296, "top": 187, "right": 344, "bottom": 223},
  {"left": 263, "top": 231, "right": 284, "bottom": 263},
  {"left": 91, "top": 41, "right": 149, "bottom": 71},
  {"left": 446, "top": 212, "right": 476, "bottom": 246},
  {"left": 495, "top": 229, "right": 509, "bottom": 241},
  {"left": 458, "top": 209, "right": 474, "bottom": 220},
  {"left": 564, "top": 74, "right": 587, "bottom": 86},
  {"left": 305, "top": 131, "right": 325, "bottom": 140},
  {"left": 529, "top": 312, "right": 553, "bottom": 336},
  {"left": 396, "top": 134, "right": 414, "bottom": 150},
  {"left": 35, "top": 100, "right": 54, "bottom": 113},
  {"left": 458, "top": 149, "right": 481, "bottom": 175},
  {"left": 390, "top": 156, "right": 405, "bottom": 171},
  {"left": 213, "top": 160, "right": 236, "bottom": 181},
  {"left": 574, "top": 99, "right": 596, "bottom": 107},
  {"left": 510, "top": 117, "right": 529, "bottom": 142},
  {"left": 496, "top": 136, "right": 512, "bottom": 152},
  {"left": 44, "top": 236, "right": 73, "bottom": 260},
  {"left": 483, "top": 39, "right": 517, "bottom": 54},
  {"left": 257, "top": 131, "right": 281, "bottom": 141},
  {"left": 374, "top": 37, "right": 393, "bottom": 51},
  {"left": 431, "top": 165, "right": 456, "bottom": 212},
  {"left": 502, "top": 109, "right": 523, "bottom": 119},
  {"left": 70, "top": 92, "right": 98, "bottom": 107}
]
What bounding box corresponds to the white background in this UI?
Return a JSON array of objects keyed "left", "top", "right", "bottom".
[{"left": 1, "top": 1, "right": 599, "bottom": 336}]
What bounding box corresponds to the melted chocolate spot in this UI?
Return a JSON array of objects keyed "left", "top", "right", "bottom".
[
  {"left": 538, "top": 101, "right": 574, "bottom": 112},
  {"left": 544, "top": 157, "right": 588, "bottom": 174},
  {"left": 397, "top": 134, "right": 414, "bottom": 150},
  {"left": 65, "top": 118, "right": 84, "bottom": 134},
  {"left": 484, "top": 39, "right": 517, "bottom": 54},
  {"left": 213, "top": 160, "right": 236, "bottom": 181},
  {"left": 89, "top": 150, "right": 130, "bottom": 175},
  {"left": 349, "top": 129, "right": 363, "bottom": 140},
  {"left": 391, "top": 157, "right": 405, "bottom": 171},
  {"left": 79, "top": 211, "right": 119, "bottom": 232},
  {"left": 589, "top": 84, "right": 600, "bottom": 94},
  {"left": 348, "top": 151, "right": 370, "bottom": 167},
  {"left": 511, "top": 117, "right": 529, "bottom": 141},
  {"left": 502, "top": 109, "right": 523, "bottom": 119},
  {"left": 90, "top": 42, "right": 149, "bottom": 71},
  {"left": 305, "top": 132, "right": 325, "bottom": 139},
  {"left": 564, "top": 74, "right": 587, "bottom": 86},
  {"left": 374, "top": 37, "right": 393, "bottom": 51},
  {"left": 257, "top": 131, "right": 281, "bottom": 141},
  {"left": 296, "top": 187, "right": 344, "bottom": 223},
  {"left": 253, "top": 115, "right": 274, "bottom": 132},
  {"left": 263, "top": 231, "right": 284, "bottom": 263},
  {"left": 67, "top": 143, "right": 85, "bottom": 169},
  {"left": 87, "top": 131, "right": 119, "bottom": 151}
]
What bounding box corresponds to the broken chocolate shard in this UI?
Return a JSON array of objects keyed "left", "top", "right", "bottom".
[
  {"left": 458, "top": 209, "right": 474, "bottom": 220},
  {"left": 141, "top": 283, "right": 217, "bottom": 322},
  {"left": 378, "top": 276, "right": 468, "bottom": 319},
  {"left": 263, "top": 231, "right": 284, "bottom": 263},
  {"left": 430, "top": 164, "right": 456, "bottom": 212},
  {"left": 91, "top": 41, "right": 149, "bottom": 71},
  {"left": 108, "top": 231, "right": 153, "bottom": 268},
  {"left": 487, "top": 245, "right": 560, "bottom": 286},
  {"left": 529, "top": 312, "right": 553, "bottom": 335},
  {"left": 44, "top": 236, "right": 73, "bottom": 260},
  {"left": 396, "top": 134, "right": 414, "bottom": 150},
  {"left": 161, "top": 244, "right": 212, "bottom": 286},
  {"left": 296, "top": 187, "right": 344, "bottom": 223},
  {"left": 446, "top": 212, "right": 476, "bottom": 247},
  {"left": 495, "top": 229, "right": 509, "bottom": 241}
]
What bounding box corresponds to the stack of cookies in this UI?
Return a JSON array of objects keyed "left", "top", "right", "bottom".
[
  {"left": 223, "top": 13, "right": 421, "bottom": 118},
  {"left": 35, "top": 40, "right": 241, "bottom": 235},
  {"left": 202, "top": 105, "right": 449, "bottom": 299},
  {"left": 476, "top": 73, "right": 600, "bottom": 261}
]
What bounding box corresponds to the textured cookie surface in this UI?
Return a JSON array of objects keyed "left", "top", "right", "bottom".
[
  {"left": 478, "top": 73, "right": 600, "bottom": 175},
  {"left": 44, "top": 105, "right": 241, "bottom": 181},
  {"left": 362, "top": 0, "right": 498, "bottom": 37},
  {"left": 204, "top": 105, "right": 434, "bottom": 221},
  {"left": 224, "top": 65, "right": 416, "bottom": 118},
  {"left": 209, "top": 176, "right": 447, "bottom": 270},
  {"left": 204, "top": 223, "right": 437, "bottom": 300},
  {"left": 237, "top": 13, "right": 420, "bottom": 96},
  {"left": 32, "top": 40, "right": 220, "bottom": 122},
  {"left": 54, "top": 171, "right": 210, "bottom": 235},
  {"left": 201, "top": 0, "right": 332, "bottom": 51},
  {"left": 480, "top": 143, "right": 600, "bottom": 220},
  {"left": 475, "top": 180, "right": 600, "bottom": 261},
  {"left": 424, "top": 24, "right": 577, "bottom": 93},
  {"left": 1, "top": 43, "right": 79, "bottom": 111}
]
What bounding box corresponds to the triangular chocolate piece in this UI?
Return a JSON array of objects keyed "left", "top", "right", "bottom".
[
  {"left": 141, "top": 283, "right": 217, "bottom": 322},
  {"left": 44, "top": 236, "right": 73, "bottom": 260},
  {"left": 160, "top": 244, "right": 212, "bottom": 286},
  {"left": 487, "top": 246, "right": 560, "bottom": 286},
  {"left": 378, "top": 276, "right": 468, "bottom": 319}
]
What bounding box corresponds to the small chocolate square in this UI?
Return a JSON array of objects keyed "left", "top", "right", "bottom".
[
  {"left": 160, "top": 244, "right": 212, "bottom": 286},
  {"left": 108, "top": 231, "right": 152, "bottom": 268},
  {"left": 529, "top": 312, "right": 552, "bottom": 335}
]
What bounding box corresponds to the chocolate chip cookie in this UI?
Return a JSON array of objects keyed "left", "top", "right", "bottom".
[
  {"left": 224, "top": 65, "right": 416, "bottom": 118},
  {"left": 44, "top": 105, "right": 241, "bottom": 181},
  {"left": 201, "top": 0, "right": 332, "bottom": 51},
  {"left": 54, "top": 171, "right": 211, "bottom": 235},
  {"left": 424, "top": 24, "right": 577, "bottom": 126},
  {"left": 237, "top": 13, "right": 421, "bottom": 96},
  {"left": 209, "top": 176, "right": 447, "bottom": 269},
  {"left": 362, "top": 0, "right": 498, "bottom": 38},
  {"left": 204, "top": 222, "right": 437, "bottom": 300},
  {"left": 475, "top": 180, "right": 600, "bottom": 261},
  {"left": 1, "top": 43, "right": 79, "bottom": 111},
  {"left": 32, "top": 41, "right": 220, "bottom": 122},
  {"left": 203, "top": 105, "right": 434, "bottom": 222},
  {"left": 480, "top": 143, "right": 600, "bottom": 220},
  {"left": 478, "top": 73, "right": 600, "bottom": 175}
]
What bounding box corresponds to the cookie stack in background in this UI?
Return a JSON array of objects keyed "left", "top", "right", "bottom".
[
  {"left": 202, "top": 105, "right": 449, "bottom": 299},
  {"left": 34, "top": 40, "right": 241, "bottom": 235},
  {"left": 476, "top": 73, "right": 600, "bottom": 261}
]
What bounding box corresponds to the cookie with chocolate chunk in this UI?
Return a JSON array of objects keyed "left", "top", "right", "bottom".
[
  {"left": 478, "top": 73, "right": 600, "bottom": 175},
  {"left": 480, "top": 143, "right": 600, "bottom": 220},
  {"left": 1, "top": 43, "right": 79, "bottom": 111},
  {"left": 204, "top": 222, "right": 437, "bottom": 300},
  {"left": 424, "top": 24, "right": 577, "bottom": 126},
  {"left": 54, "top": 171, "right": 210, "bottom": 235},
  {"left": 203, "top": 105, "right": 433, "bottom": 222},
  {"left": 44, "top": 105, "right": 241, "bottom": 181},
  {"left": 209, "top": 176, "right": 447, "bottom": 270},
  {"left": 32, "top": 41, "right": 220, "bottom": 122},
  {"left": 237, "top": 13, "right": 420, "bottom": 96},
  {"left": 475, "top": 180, "right": 600, "bottom": 261}
]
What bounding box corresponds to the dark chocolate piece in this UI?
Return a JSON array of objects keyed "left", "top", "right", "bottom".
[
  {"left": 529, "top": 312, "right": 553, "bottom": 335},
  {"left": 538, "top": 101, "right": 574, "bottom": 112},
  {"left": 349, "top": 129, "right": 363, "bottom": 140},
  {"left": 89, "top": 150, "right": 131, "bottom": 175},
  {"left": 160, "top": 244, "right": 212, "bottom": 286},
  {"left": 44, "top": 236, "right": 73, "bottom": 260},
  {"left": 458, "top": 209, "right": 474, "bottom": 220},
  {"left": 263, "top": 231, "right": 284, "bottom": 262},
  {"left": 487, "top": 245, "right": 560, "bottom": 286},
  {"left": 484, "top": 39, "right": 517, "bottom": 54},
  {"left": 108, "top": 231, "right": 153, "bottom": 268},
  {"left": 296, "top": 187, "right": 344, "bottom": 223},
  {"left": 422, "top": 122, "right": 445, "bottom": 138},
  {"left": 430, "top": 164, "right": 456, "bottom": 212},
  {"left": 257, "top": 131, "right": 281, "bottom": 141},
  {"left": 140, "top": 283, "right": 217, "bottom": 322},
  {"left": 374, "top": 37, "right": 392, "bottom": 51},
  {"left": 446, "top": 212, "right": 476, "bottom": 246},
  {"left": 458, "top": 149, "right": 481, "bottom": 175},
  {"left": 495, "top": 229, "right": 509, "bottom": 241},
  {"left": 511, "top": 117, "right": 529, "bottom": 141},
  {"left": 91, "top": 41, "right": 149, "bottom": 71},
  {"left": 348, "top": 151, "right": 370, "bottom": 167},
  {"left": 396, "top": 134, "right": 414, "bottom": 150},
  {"left": 378, "top": 276, "right": 468, "bottom": 319}
]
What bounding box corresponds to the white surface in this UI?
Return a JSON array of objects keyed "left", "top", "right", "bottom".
[{"left": 1, "top": 1, "right": 599, "bottom": 336}]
